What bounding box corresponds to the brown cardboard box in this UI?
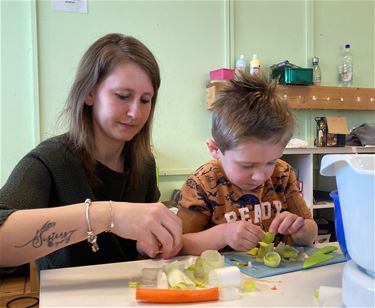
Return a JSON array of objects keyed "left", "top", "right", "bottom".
[
  {"left": 315, "top": 116, "right": 349, "bottom": 147},
  {"left": 205, "top": 83, "right": 216, "bottom": 110},
  {"left": 205, "top": 81, "right": 226, "bottom": 110}
]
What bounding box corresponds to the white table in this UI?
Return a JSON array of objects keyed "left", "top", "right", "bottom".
[{"left": 40, "top": 255, "right": 345, "bottom": 307}]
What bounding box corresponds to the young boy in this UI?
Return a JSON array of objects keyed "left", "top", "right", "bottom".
[{"left": 176, "top": 73, "right": 317, "bottom": 256}]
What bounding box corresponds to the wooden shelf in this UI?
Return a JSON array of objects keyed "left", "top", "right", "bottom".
[
  {"left": 206, "top": 83, "right": 375, "bottom": 110},
  {"left": 283, "top": 146, "right": 375, "bottom": 155},
  {"left": 313, "top": 202, "right": 334, "bottom": 210},
  {"left": 280, "top": 85, "right": 375, "bottom": 110},
  {"left": 281, "top": 147, "right": 375, "bottom": 210}
]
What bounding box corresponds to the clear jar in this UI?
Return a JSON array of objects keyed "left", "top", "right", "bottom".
[{"left": 312, "top": 56, "right": 321, "bottom": 86}]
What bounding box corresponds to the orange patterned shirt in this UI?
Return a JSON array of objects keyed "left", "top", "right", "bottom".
[{"left": 177, "top": 159, "right": 312, "bottom": 240}]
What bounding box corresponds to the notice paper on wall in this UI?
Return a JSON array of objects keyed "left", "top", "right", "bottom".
[{"left": 51, "top": 0, "right": 88, "bottom": 14}]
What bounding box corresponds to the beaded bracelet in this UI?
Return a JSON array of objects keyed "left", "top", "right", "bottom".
[{"left": 84, "top": 198, "right": 99, "bottom": 252}]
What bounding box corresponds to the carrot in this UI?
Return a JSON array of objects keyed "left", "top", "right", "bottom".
[{"left": 136, "top": 287, "right": 219, "bottom": 303}]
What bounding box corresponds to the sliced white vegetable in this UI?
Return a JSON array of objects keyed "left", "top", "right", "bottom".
[
  {"left": 156, "top": 270, "right": 169, "bottom": 289},
  {"left": 201, "top": 250, "right": 225, "bottom": 267},
  {"left": 194, "top": 250, "right": 224, "bottom": 282},
  {"left": 219, "top": 287, "right": 240, "bottom": 301},
  {"left": 141, "top": 268, "right": 159, "bottom": 285},
  {"left": 296, "top": 250, "right": 307, "bottom": 262},
  {"left": 208, "top": 266, "right": 241, "bottom": 288},
  {"left": 163, "top": 260, "right": 184, "bottom": 274},
  {"left": 167, "top": 268, "right": 195, "bottom": 290},
  {"left": 182, "top": 256, "right": 197, "bottom": 270}
]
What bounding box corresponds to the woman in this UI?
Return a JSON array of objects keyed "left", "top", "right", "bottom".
[{"left": 0, "top": 33, "right": 182, "bottom": 271}]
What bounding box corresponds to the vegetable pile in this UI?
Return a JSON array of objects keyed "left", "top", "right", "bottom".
[
  {"left": 135, "top": 250, "right": 256, "bottom": 303},
  {"left": 245, "top": 232, "right": 338, "bottom": 270},
  {"left": 134, "top": 234, "right": 339, "bottom": 303},
  {"left": 246, "top": 232, "right": 305, "bottom": 268}
]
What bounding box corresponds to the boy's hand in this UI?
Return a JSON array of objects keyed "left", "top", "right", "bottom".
[
  {"left": 269, "top": 211, "right": 306, "bottom": 237},
  {"left": 224, "top": 220, "right": 264, "bottom": 251}
]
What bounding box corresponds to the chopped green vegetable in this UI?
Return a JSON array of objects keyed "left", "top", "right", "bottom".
[
  {"left": 243, "top": 279, "right": 256, "bottom": 292},
  {"left": 254, "top": 233, "right": 276, "bottom": 263},
  {"left": 279, "top": 245, "right": 299, "bottom": 261},
  {"left": 232, "top": 261, "right": 248, "bottom": 267},
  {"left": 263, "top": 252, "right": 281, "bottom": 268},
  {"left": 255, "top": 241, "right": 273, "bottom": 262},
  {"left": 247, "top": 247, "right": 259, "bottom": 256},
  {"left": 303, "top": 246, "right": 338, "bottom": 268},
  {"left": 262, "top": 232, "right": 276, "bottom": 244},
  {"left": 194, "top": 280, "right": 206, "bottom": 288},
  {"left": 314, "top": 288, "right": 319, "bottom": 301},
  {"left": 173, "top": 283, "right": 189, "bottom": 290},
  {"left": 303, "top": 252, "right": 333, "bottom": 268},
  {"left": 128, "top": 281, "right": 141, "bottom": 288},
  {"left": 310, "top": 246, "right": 338, "bottom": 257}
]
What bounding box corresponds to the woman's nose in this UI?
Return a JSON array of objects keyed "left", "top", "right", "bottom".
[{"left": 126, "top": 100, "right": 141, "bottom": 119}]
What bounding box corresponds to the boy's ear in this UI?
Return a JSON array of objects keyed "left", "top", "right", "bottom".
[{"left": 206, "top": 139, "right": 221, "bottom": 159}]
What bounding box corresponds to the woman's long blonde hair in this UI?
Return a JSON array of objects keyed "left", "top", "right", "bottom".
[{"left": 63, "top": 33, "right": 160, "bottom": 187}]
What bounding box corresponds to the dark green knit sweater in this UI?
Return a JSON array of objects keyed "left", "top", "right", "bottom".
[{"left": 0, "top": 134, "right": 160, "bottom": 274}]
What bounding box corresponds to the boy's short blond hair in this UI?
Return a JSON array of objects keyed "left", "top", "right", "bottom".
[{"left": 211, "top": 72, "right": 294, "bottom": 153}]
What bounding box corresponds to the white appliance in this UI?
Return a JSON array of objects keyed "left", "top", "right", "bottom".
[{"left": 320, "top": 154, "right": 375, "bottom": 307}]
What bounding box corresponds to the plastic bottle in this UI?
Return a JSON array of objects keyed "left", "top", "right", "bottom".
[
  {"left": 312, "top": 56, "right": 321, "bottom": 86},
  {"left": 338, "top": 44, "right": 353, "bottom": 87},
  {"left": 249, "top": 54, "right": 260, "bottom": 75},
  {"left": 235, "top": 55, "right": 246, "bottom": 72}
]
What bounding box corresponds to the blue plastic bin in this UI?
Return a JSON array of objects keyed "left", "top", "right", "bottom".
[{"left": 329, "top": 190, "right": 350, "bottom": 260}]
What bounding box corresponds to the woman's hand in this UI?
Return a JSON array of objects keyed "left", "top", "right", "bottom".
[
  {"left": 224, "top": 220, "right": 264, "bottom": 251},
  {"left": 137, "top": 238, "right": 183, "bottom": 259},
  {"left": 113, "top": 202, "right": 182, "bottom": 258}
]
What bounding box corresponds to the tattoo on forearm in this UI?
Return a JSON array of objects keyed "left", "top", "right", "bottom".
[{"left": 15, "top": 220, "right": 77, "bottom": 249}]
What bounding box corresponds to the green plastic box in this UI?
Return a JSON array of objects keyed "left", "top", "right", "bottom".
[{"left": 272, "top": 67, "right": 313, "bottom": 85}]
